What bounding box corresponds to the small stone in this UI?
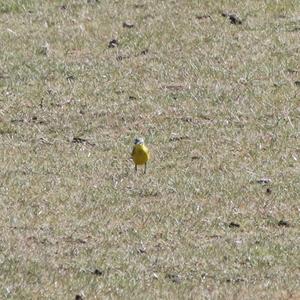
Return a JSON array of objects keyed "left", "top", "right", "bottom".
[
  {"left": 72, "top": 137, "right": 87, "bottom": 144},
  {"left": 278, "top": 220, "right": 290, "bottom": 227},
  {"left": 221, "top": 12, "right": 242, "bottom": 25},
  {"left": 137, "top": 247, "right": 146, "bottom": 254},
  {"left": 123, "top": 21, "right": 134, "bottom": 28},
  {"left": 93, "top": 268, "right": 104, "bottom": 276},
  {"left": 108, "top": 39, "right": 119, "bottom": 48},
  {"left": 140, "top": 48, "right": 149, "bottom": 55},
  {"left": 191, "top": 156, "right": 200, "bottom": 160},
  {"left": 166, "top": 273, "right": 181, "bottom": 284},
  {"left": 229, "top": 14, "right": 242, "bottom": 24},
  {"left": 229, "top": 222, "right": 240, "bottom": 228},
  {"left": 66, "top": 75, "right": 75, "bottom": 81},
  {"left": 256, "top": 178, "right": 271, "bottom": 184}
]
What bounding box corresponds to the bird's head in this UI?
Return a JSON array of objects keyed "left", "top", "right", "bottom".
[{"left": 134, "top": 137, "right": 144, "bottom": 145}]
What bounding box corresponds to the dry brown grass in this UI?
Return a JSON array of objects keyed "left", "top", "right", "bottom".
[{"left": 0, "top": 0, "right": 299, "bottom": 299}]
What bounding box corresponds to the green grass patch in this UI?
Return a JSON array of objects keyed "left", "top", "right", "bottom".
[{"left": 0, "top": 0, "right": 299, "bottom": 298}]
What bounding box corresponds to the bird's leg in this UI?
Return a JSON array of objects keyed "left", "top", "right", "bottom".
[
  {"left": 144, "top": 163, "right": 147, "bottom": 174},
  {"left": 135, "top": 164, "right": 137, "bottom": 172}
]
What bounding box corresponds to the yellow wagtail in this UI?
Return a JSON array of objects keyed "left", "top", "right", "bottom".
[{"left": 131, "top": 138, "right": 150, "bottom": 173}]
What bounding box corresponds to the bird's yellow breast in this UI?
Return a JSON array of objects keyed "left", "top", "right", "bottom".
[{"left": 132, "top": 144, "right": 150, "bottom": 165}]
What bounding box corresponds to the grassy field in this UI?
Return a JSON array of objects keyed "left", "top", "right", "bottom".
[{"left": 0, "top": 0, "right": 299, "bottom": 299}]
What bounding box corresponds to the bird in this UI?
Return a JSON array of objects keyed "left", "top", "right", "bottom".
[{"left": 131, "top": 137, "right": 150, "bottom": 174}]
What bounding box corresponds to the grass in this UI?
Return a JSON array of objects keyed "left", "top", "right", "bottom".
[{"left": 0, "top": 0, "right": 299, "bottom": 299}]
